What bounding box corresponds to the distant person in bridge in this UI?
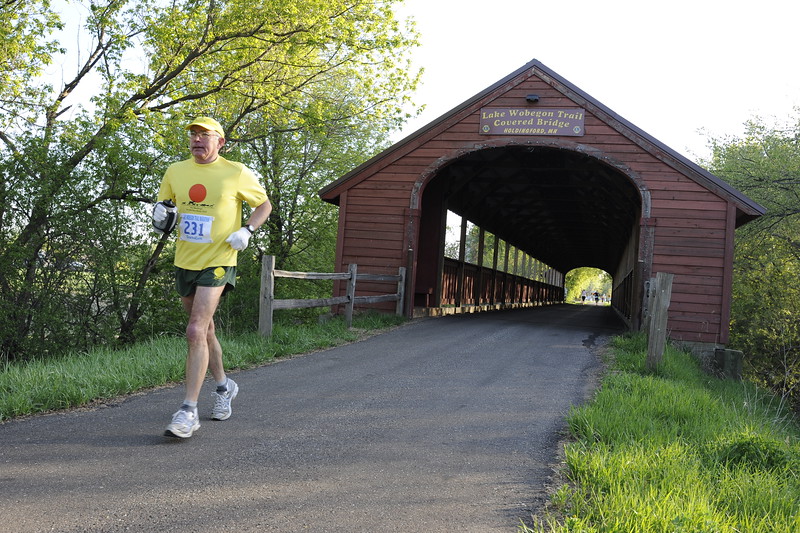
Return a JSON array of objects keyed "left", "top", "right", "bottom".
[
  {"left": 152, "top": 117, "right": 272, "bottom": 439},
  {"left": 581, "top": 290, "right": 587, "bottom": 304}
]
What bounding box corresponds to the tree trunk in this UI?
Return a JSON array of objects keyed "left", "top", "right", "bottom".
[{"left": 117, "top": 234, "right": 171, "bottom": 345}]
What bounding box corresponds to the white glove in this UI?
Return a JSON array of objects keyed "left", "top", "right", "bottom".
[
  {"left": 153, "top": 202, "right": 168, "bottom": 223},
  {"left": 152, "top": 201, "right": 177, "bottom": 234},
  {"left": 225, "top": 227, "right": 252, "bottom": 251}
]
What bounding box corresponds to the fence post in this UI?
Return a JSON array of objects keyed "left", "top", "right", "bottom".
[
  {"left": 646, "top": 272, "right": 674, "bottom": 370},
  {"left": 345, "top": 263, "right": 357, "bottom": 328},
  {"left": 259, "top": 255, "right": 275, "bottom": 337}
]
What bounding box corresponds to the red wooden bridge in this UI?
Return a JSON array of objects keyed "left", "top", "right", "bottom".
[{"left": 319, "top": 59, "right": 764, "bottom": 354}]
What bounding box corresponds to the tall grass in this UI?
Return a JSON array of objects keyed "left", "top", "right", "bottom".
[
  {"left": 524, "top": 333, "right": 800, "bottom": 532},
  {"left": 0, "top": 312, "right": 405, "bottom": 421}
]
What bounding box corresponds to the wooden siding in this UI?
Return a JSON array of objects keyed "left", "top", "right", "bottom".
[{"left": 647, "top": 176, "right": 729, "bottom": 343}]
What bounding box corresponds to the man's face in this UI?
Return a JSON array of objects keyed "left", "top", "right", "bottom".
[{"left": 188, "top": 126, "right": 225, "bottom": 164}]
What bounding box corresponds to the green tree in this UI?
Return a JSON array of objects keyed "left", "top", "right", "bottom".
[
  {"left": 565, "top": 267, "right": 611, "bottom": 302},
  {"left": 0, "top": 0, "right": 419, "bottom": 360},
  {"left": 0, "top": 1, "right": 62, "bottom": 119},
  {"left": 707, "top": 113, "right": 800, "bottom": 407}
]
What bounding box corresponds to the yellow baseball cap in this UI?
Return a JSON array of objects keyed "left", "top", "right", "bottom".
[{"left": 185, "top": 116, "right": 225, "bottom": 138}]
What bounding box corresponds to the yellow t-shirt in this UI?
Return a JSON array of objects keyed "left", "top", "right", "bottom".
[{"left": 157, "top": 156, "right": 268, "bottom": 270}]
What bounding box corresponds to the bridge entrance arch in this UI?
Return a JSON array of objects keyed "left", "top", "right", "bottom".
[
  {"left": 320, "top": 60, "right": 764, "bottom": 350},
  {"left": 414, "top": 141, "right": 646, "bottom": 326}
]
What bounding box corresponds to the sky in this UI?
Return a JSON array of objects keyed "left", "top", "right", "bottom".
[{"left": 391, "top": 0, "right": 800, "bottom": 162}]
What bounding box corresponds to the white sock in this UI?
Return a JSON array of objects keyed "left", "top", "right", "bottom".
[{"left": 181, "top": 400, "right": 198, "bottom": 412}]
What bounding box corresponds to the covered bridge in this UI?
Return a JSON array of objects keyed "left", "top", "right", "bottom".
[{"left": 319, "top": 59, "right": 764, "bottom": 350}]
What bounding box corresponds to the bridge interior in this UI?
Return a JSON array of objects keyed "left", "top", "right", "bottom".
[
  {"left": 415, "top": 145, "right": 643, "bottom": 319},
  {"left": 437, "top": 145, "right": 641, "bottom": 275}
]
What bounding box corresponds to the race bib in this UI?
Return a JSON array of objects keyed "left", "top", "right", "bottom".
[{"left": 179, "top": 213, "right": 214, "bottom": 243}]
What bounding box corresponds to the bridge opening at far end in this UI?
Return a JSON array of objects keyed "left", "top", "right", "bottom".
[{"left": 565, "top": 267, "right": 612, "bottom": 306}]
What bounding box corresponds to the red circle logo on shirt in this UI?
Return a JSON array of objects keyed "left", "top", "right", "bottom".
[{"left": 189, "top": 184, "right": 207, "bottom": 203}]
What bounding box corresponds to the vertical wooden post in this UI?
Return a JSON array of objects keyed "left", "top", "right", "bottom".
[
  {"left": 490, "top": 234, "right": 499, "bottom": 305},
  {"left": 259, "top": 255, "right": 275, "bottom": 337},
  {"left": 521, "top": 254, "right": 529, "bottom": 303},
  {"left": 434, "top": 209, "right": 448, "bottom": 309},
  {"left": 646, "top": 272, "right": 674, "bottom": 370},
  {"left": 345, "top": 263, "right": 357, "bottom": 328},
  {"left": 502, "top": 240, "right": 510, "bottom": 304},
  {"left": 456, "top": 217, "right": 467, "bottom": 307},
  {"left": 512, "top": 247, "right": 519, "bottom": 303},
  {"left": 396, "top": 267, "right": 406, "bottom": 316},
  {"left": 405, "top": 247, "right": 414, "bottom": 317},
  {"left": 475, "top": 227, "right": 485, "bottom": 305}
]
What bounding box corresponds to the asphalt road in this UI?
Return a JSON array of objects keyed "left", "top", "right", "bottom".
[{"left": 0, "top": 304, "right": 624, "bottom": 533}]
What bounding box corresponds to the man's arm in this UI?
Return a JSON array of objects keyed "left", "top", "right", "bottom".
[
  {"left": 245, "top": 198, "right": 272, "bottom": 231},
  {"left": 225, "top": 197, "right": 273, "bottom": 251}
]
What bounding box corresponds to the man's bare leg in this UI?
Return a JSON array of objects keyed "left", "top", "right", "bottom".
[
  {"left": 165, "top": 285, "right": 228, "bottom": 438},
  {"left": 181, "top": 285, "right": 226, "bottom": 404}
]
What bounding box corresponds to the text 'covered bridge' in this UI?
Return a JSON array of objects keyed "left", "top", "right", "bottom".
[{"left": 319, "top": 59, "right": 764, "bottom": 350}]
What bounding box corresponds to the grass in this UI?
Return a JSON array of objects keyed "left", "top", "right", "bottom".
[
  {"left": 523, "top": 333, "right": 800, "bottom": 532},
  {"left": 0, "top": 312, "right": 405, "bottom": 421}
]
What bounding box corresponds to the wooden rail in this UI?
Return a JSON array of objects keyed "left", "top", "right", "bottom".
[
  {"left": 439, "top": 257, "right": 564, "bottom": 308},
  {"left": 259, "top": 255, "right": 406, "bottom": 336}
]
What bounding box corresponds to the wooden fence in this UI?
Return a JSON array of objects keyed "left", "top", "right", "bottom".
[{"left": 258, "top": 255, "right": 406, "bottom": 336}]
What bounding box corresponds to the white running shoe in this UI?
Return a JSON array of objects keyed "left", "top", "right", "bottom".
[
  {"left": 165, "top": 409, "right": 200, "bottom": 438},
  {"left": 211, "top": 379, "right": 238, "bottom": 421}
]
